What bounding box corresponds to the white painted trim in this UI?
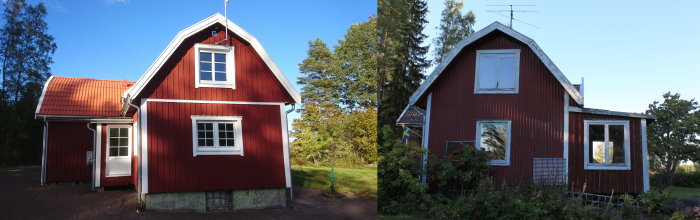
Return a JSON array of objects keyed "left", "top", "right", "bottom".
[
  {"left": 35, "top": 76, "right": 54, "bottom": 115},
  {"left": 190, "top": 115, "right": 244, "bottom": 156},
  {"left": 146, "top": 98, "right": 284, "bottom": 106},
  {"left": 140, "top": 99, "right": 149, "bottom": 194},
  {"left": 420, "top": 93, "right": 432, "bottom": 184},
  {"left": 41, "top": 120, "right": 48, "bottom": 185},
  {"left": 124, "top": 13, "right": 300, "bottom": 104},
  {"left": 105, "top": 125, "right": 133, "bottom": 177},
  {"left": 194, "top": 43, "right": 236, "bottom": 89},
  {"left": 641, "top": 119, "right": 650, "bottom": 192},
  {"left": 563, "top": 93, "right": 570, "bottom": 184},
  {"left": 474, "top": 49, "right": 520, "bottom": 94},
  {"left": 569, "top": 106, "right": 655, "bottom": 119},
  {"left": 95, "top": 124, "right": 102, "bottom": 187},
  {"left": 408, "top": 21, "right": 584, "bottom": 106},
  {"left": 280, "top": 104, "right": 292, "bottom": 188},
  {"left": 583, "top": 120, "right": 631, "bottom": 170},
  {"left": 475, "top": 120, "right": 512, "bottom": 166}
]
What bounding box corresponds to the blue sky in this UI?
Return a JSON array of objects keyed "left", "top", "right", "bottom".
[{"left": 424, "top": 0, "right": 700, "bottom": 114}]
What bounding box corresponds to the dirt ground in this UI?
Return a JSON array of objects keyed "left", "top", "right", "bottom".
[{"left": 0, "top": 167, "right": 377, "bottom": 219}]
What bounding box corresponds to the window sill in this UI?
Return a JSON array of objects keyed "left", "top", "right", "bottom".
[
  {"left": 584, "top": 164, "right": 630, "bottom": 170},
  {"left": 194, "top": 148, "right": 243, "bottom": 156},
  {"left": 488, "top": 160, "right": 510, "bottom": 166},
  {"left": 475, "top": 90, "right": 518, "bottom": 94},
  {"left": 195, "top": 82, "right": 235, "bottom": 89}
]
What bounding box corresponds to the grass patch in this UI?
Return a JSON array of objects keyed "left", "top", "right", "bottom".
[
  {"left": 665, "top": 186, "right": 700, "bottom": 198},
  {"left": 292, "top": 166, "right": 376, "bottom": 199}
]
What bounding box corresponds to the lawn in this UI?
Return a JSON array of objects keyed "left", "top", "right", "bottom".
[
  {"left": 665, "top": 186, "right": 700, "bottom": 198},
  {"left": 292, "top": 166, "right": 377, "bottom": 199}
]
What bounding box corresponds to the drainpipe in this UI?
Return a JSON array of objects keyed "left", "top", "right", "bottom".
[
  {"left": 86, "top": 123, "right": 96, "bottom": 191},
  {"left": 40, "top": 118, "right": 48, "bottom": 185},
  {"left": 285, "top": 104, "right": 295, "bottom": 199},
  {"left": 126, "top": 101, "right": 143, "bottom": 203}
]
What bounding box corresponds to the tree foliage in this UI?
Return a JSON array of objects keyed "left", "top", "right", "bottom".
[
  {"left": 646, "top": 92, "right": 700, "bottom": 190},
  {"left": 432, "top": 0, "right": 475, "bottom": 65}
]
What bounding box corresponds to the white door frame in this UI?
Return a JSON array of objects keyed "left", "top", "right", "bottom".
[{"left": 105, "top": 125, "right": 132, "bottom": 177}]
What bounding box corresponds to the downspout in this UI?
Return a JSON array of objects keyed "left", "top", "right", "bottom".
[
  {"left": 285, "top": 104, "right": 295, "bottom": 199},
  {"left": 87, "top": 123, "right": 96, "bottom": 191},
  {"left": 127, "top": 101, "right": 143, "bottom": 203},
  {"left": 40, "top": 117, "right": 48, "bottom": 185}
]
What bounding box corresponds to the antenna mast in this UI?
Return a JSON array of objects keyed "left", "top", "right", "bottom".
[
  {"left": 216, "top": 0, "right": 230, "bottom": 46},
  {"left": 486, "top": 4, "right": 537, "bottom": 29}
]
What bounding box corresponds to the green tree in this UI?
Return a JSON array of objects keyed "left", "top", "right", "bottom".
[
  {"left": 297, "top": 38, "right": 339, "bottom": 108},
  {"left": 646, "top": 92, "right": 700, "bottom": 190},
  {"left": 432, "top": 0, "right": 475, "bottom": 64},
  {"left": 334, "top": 17, "right": 378, "bottom": 109}
]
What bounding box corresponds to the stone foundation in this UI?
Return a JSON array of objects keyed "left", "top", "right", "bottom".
[{"left": 144, "top": 188, "right": 286, "bottom": 212}]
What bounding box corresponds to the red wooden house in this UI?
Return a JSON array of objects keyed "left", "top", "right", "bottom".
[
  {"left": 35, "top": 14, "right": 300, "bottom": 211},
  {"left": 398, "top": 22, "right": 654, "bottom": 194}
]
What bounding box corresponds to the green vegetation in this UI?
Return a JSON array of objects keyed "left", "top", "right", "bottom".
[
  {"left": 292, "top": 166, "right": 377, "bottom": 199},
  {"left": 666, "top": 186, "right": 700, "bottom": 198},
  {"left": 432, "top": 0, "right": 475, "bottom": 64}
]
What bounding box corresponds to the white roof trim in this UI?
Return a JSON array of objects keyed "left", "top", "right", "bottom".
[
  {"left": 35, "top": 75, "right": 54, "bottom": 116},
  {"left": 408, "top": 21, "right": 584, "bottom": 106},
  {"left": 124, "top": 13, "right": 300, "bottom": 104},
  {"left": 569, "top": 106, "right": 656, "bottom": 119}
]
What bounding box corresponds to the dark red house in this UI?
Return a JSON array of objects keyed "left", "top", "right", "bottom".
[
  {"left": 36, "top": 14, "right": 300, "bottom": 211},
  {"left": 398, "top": 22, "right": 654, "bottom": 194}
]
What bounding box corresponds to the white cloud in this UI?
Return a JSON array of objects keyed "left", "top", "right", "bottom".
[{"left": 104, "top": 0, "right": 129, "bottom": 5}]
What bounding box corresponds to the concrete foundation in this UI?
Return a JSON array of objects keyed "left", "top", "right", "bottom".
[{"left": 144, "top": 188, "right": 286, "bottom": 212}]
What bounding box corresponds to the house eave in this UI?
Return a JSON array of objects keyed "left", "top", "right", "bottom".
[{"left": 568, "top": 106, "right": 656, "bottom": 120}]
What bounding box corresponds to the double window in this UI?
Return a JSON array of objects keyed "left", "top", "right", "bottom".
[
  {"left": 194, "top": 44, "right": 235, "bottom": 89},
  {"left": 584, "top": 120, "right": 631, "bottom": 170},
  {"left": 475, "top": 49, "right": 520, "bottom": 93},
  {"left": 191, "top": 116, "right": 243, "bottom": 156},
  {"left": 475, "top": 120, "right": 512, "bottom": 165}
]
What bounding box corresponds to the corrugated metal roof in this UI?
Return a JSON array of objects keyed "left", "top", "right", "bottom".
[{"left": 37, "top": 76, "right": 134, "bottom": 117}]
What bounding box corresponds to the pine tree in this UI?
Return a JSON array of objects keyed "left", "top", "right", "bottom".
[
  {"left": 297, "top": 38, "right": 340, "bottom": 109},
  {"left": 334, "top": 17, "right": 378, "bottom": 109},
  {"left": 432, "top": 0, "right": 475, "bottom": 64}
]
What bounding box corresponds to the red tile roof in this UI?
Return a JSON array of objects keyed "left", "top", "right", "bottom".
[{"left": 37, "top": 76, "right": 134, "bottom": 117}]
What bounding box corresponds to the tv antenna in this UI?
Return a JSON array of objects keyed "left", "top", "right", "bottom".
[{"left": 486, "top": 4, "right": 538, "bottom": 29}]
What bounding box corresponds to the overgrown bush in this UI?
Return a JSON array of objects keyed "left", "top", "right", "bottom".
[
  {"left": 673, "top": 172, "right": 700, "bottom": 188},
  {"left": 427, "top": 143, "right": 490, "bottom": 195}
]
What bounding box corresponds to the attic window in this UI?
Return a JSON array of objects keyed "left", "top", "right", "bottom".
[
  {"left": 194, "top": 44, "right": 235, "bottom": 89},
  {"left": 474, "top": 49, "right": 520, "bottom": 94}
]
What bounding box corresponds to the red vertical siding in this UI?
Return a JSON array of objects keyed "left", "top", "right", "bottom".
[
  {"left": 423, "top": 32, "right": 566, "bottom": 186},
  {"left": 568, "top": 113, "right": 643, "bottom": 194},
  {"left": 100, "top": 123, "right": 134, "bottom": 187},
  {"left": 45, "top": 122, "right": 92, "bottom": 182},
  {"left": 147, "top": 102, "right": 285, "bottom": 194}
]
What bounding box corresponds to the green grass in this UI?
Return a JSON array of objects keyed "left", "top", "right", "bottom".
[
  {"left": 665, "top": 186, "right": 700, "bottom": 198},
  {"left": 292, "top": 166, "right": 377, "bottom": 199}
]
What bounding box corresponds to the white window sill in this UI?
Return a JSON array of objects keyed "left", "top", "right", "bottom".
[
  {"left": 195, "top": 82, "right": 235, "bottom": 89},
  {"left": 584, "top": 164, "right": 630, "bottom": 170},
  {"left": 488, "top": 160, "right": 510, "bottom": 166},
  {"left": 475, "top": 89, "right": 518, "bottom": 94},
  {"left": 194, "top": 147, "right": 243, "bottom": 156}
]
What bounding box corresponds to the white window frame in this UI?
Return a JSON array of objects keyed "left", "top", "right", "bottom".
[
  {"left": 583, "top": 120, "right": 631, "bottom": 170},
  {"left": 474, "top": 49, "right": 520, "bottom": 94},
  {"left": 194, "top": 43, "right": 235, "bottom": 89},
  {"left": 475, "top": 120, "right": 512, "bottom": 166},
  {"left": 191, "top": 115, "right": 244, "bottom": 156}
]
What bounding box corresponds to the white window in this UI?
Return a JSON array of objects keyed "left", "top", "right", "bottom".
[
  {"left": 474, "top": 49, "right": 520, "bottom": 93},
  {"left": 475, "top": 120, "right": 511, "bottom": 165},
  {"left": 191, "top": 116, "right": 243, "bottom": 156},
  {"left": 584, "top": 120, "right": 631, "bottom": 170},
  {"left": 194, "top": 44, "right": 235, "bottom": 89}
]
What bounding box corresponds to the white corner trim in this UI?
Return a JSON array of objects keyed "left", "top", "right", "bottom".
[
  {"left": 146, "top": 98, "right": 284, "bottom": 106},
  {"left": 474, "top": 49, "right": 520, "bottom": 94},
  {"left": 641, "top": 119, "right": 650, "bottom": 192},
  {"left": 420, "top": 93, "right": 432, "bottom": 184},
  {"left": 194, "top": 43, "right": 236, "bottom": 89},
  {"left": 140, "top": 99, "right": 149, "bottom": 194},
  {"left": 124, "top": 13, "right": 300, "bottom": 103},
  {"left": 190, "top": 115, "right": 244, "bottom": 157},
  {"left": 35, "top": 76, "right": 54, "bottom": 115},
  {"left": 41, "top": 121, "right": 48, "bottom": 185},
  {"left": 475, "top": 120, "right": 512, "bottom": 166},
  {"left": 583, "top": 120, "right": 632, "bottom": 170},
  {"left": 563, "top": 92, "right": 569, "bottom": 184},
  {"left": 280, "top": 104, "right": 292, "bottom": 188},
  {"left": 95, "top": 124, "right": 102, "bottom": 187},
  {"left": 408, "top": 21, "right": 583, "bottom": 106}
]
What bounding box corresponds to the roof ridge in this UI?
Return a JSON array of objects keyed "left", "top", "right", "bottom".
[{"left": 51, "top": 75, "right": 135, "bottom": 83}]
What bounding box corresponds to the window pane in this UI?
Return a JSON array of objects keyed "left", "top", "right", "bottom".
[
  {"left": 206, "top": 139, "right": 213, "bottom": 146},
  {"left": 480, "top": 122, "right": 507, "bottom": 160},
  {"left": 200, "top": 62, "right": 212, "bottom": 71},
  {"left": 206, "top": 123, "right": 213, "bottom": 130},
  {"left": 200, "top": 71, "right": 212, "bottom": 81},
  {"left": 215, "top": 72, "right": 227, "bottom": 81},
  {"left": 609, "top": 125, "right": 626, "bottom": 164},
  {"left": 478, "top": 55, "right": 498, "bottom": 89},
  {"left": 118, "top": 138, "right": 129, "bottom": 147},
  {"left": 214, "top": 53, "right": 226, "bottom": 62},
  {"left": 589, "top": 125, "right": 605, "bottom": 164},
  {"left": 109, "top": 148, "right": 118, "bottom": 156},
  {"left": 498, "top": 55, "right": 516, "bottom": 89},
  {"left": 219, "top": 139, "right": 226, "bottom": 147},
  {"left": 110, "top": 128, "right": 118, "bottom": 137},
  {"left": 120, "top": 128, "right": 128, "bottom": 136},
  {"left": 215, "top": 63, "right": 226, "bottom": 72},
  {"left": 200, "top": 52, "right": 212, "bottom": 61},
  {"left": 110, "top": 138, "right": 119, "bottom": 147},
  {"left": 119, "top": 147, "right": 129, "bottom": 156},
  {"left": 227, "top": 139, "right": 234, "bottom": 147},
  {"left": 198, "top": 139, "right": 205, "bottom": 147}
]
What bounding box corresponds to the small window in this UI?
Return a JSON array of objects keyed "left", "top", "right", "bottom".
[
  {"left": 194, "top": 44, "right": 235, "bottom": 89},
  {"left": 584, "top": 120, "right": 630, "bottom": 170},
  {"left": 108, "top": 127, "right": 130, "bottom": 157},
  {"left": 474, "top": 49, "right": 520, "bottom": 93},
  {"left": 191, "top": 116, "right": 243, "bottom": 156},
  {"left": 475, "top": 120, "right": 511, "bottom": 165}
]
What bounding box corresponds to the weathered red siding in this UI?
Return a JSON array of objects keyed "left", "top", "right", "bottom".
[
  {"left": 568, "top": 113, "right": 643, "bottom": 194},
  {"left": 100, "top": 123, "right": 134, "bottom": 187},
  {"left": 45, "top": 122, "right": 92, "bottom": 182},
  {"left": 138, "top": 23, "right": 294, "bottom": 103},
  {"left": 422, "top": 32, "right": 566, "bottom": 186},
  {"left": 146, "top": 102, "right": 285, "bottom": 194}
]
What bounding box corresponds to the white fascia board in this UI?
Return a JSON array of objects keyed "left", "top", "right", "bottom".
[
  {"left": 35, "top": 76, "right": 54, "bottom": 117},
  {"left": 408, "top": 22, "right": 584, "bottom": 106},
  {"left": 569, "top": 106, "right": 656, "bottom": 119},
  {"left": 124, "top": 13, "right": 300, "bottom": 104}
]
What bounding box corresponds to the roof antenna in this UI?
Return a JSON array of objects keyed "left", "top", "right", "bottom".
[
  {"left": 486, "top": 4, "right": 538, "bottom": 29},
  {"left": 215, "top": 0, "right": 230, "bottom": 46}
]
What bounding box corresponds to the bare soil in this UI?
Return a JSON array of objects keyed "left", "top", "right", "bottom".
[{"left": 0, "top": 167, "right": 377, "bottom": 219}]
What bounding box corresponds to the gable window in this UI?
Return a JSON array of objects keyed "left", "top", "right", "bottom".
[
  {"left": 475, "top": 120, "right": 511, "bottom": 165},
  {"left": 194, "top": 44, "right": 235, "bottom": 89},
  {"left": 191, "top": 116, "right": 243, "bottom": 156},
  {"left": 474, "top": 49, "right": 520, "bottom": 93},
  {"left": 584, "top": 120, "right": 631, "bottom": 170}
]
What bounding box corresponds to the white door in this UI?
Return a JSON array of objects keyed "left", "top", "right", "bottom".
[{"left": 106, "top": 125, "right": 131, "bottom": 177}]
